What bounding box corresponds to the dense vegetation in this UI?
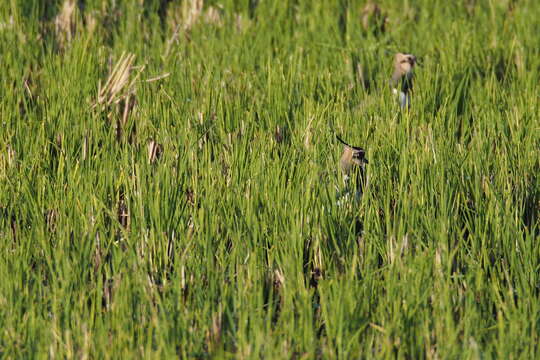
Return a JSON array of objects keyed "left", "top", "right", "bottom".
[{"left": 1, "top": 0, "right": 539, "bottom": 358}]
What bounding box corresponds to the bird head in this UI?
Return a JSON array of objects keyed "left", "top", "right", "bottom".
[
  {"left": 336, "top": 135, "right": 369, "bottom": 171},
  {"left": 394, "top": 53, "right": 417, "bottom": 75}
]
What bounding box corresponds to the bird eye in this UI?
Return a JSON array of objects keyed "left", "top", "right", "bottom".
[{"left": 400, "top": 60, "right": 408, "bottom": 64}]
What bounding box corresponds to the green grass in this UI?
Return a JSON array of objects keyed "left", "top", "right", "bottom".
[{"left": 1, "top": 0, "right": 539, "bottom": 358}]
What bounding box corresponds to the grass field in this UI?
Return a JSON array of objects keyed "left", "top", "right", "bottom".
[{"left": 1, "top": 0, "right": 539, "bottom": 358}]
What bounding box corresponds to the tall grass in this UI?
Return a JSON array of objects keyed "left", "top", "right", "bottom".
[{"left": 0, "top": 0, "right": 539, "bottom": 358}]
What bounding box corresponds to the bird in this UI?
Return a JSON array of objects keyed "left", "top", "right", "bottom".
[
  {"left": 336, "top": 135, "right": 369, "bottom": 204},
  {"left": 390, "top": 53, "right": 417, "bottom": 109}
]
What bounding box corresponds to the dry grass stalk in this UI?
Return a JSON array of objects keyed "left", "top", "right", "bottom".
[
  {"left": 183, "top": 0, "right": 204, "bottom": 30},
  {"left": 274, "top": 269, "right": 285, "bottom": 289},
  {"left": 94, "top": 52, "right": 144, "bottom": 141},
  {"left": 8, "top": 145, "right": 15, "bottom": 165},
  {"left": 185, "top": 188, "right": 195, "bottom": 206},
  {"left": 0, "top": 16, "right": 14, "bottom": 31},
  {"left": 204, "top": 6, "right": 223, "bottom": 26},
  {"left": 81, "top": 134, "right": 88, "bottom": 160},
  {"left": 235, "top": 13, "right": 250, "bottom": 32},
  {"left": 103, "top": 277, "right": 120, "bottom": 311},
  {"left": 2, "top": 144, "right": 16, "bottom": 170},
  {"left": 361, "top": 1, "right": 387, "bottom": 34},
  {"left": 434, "top": 247, "right": 443, "bottom": 276},
  {"left": 167, "top": 0, "right": 204, "bottom": 31},
  {"left": 117, "top": 192, "right": 130, "bottom": 230},
  {"left": 274, "top": 125, "right": 284, "bottom": 144},
  {"left": 388, "top": 234, "right": 409, "bottom": 264},
  {"left": 20, "top": 66, "right": 41, "bottom": 116},
  {"left": 96, "top": 52, "right": 144, "bottom": 109},
  {"left": 95, "top": 52, "right": 168, "bottom": 140},
  {"left": 93, "top": 239, "right": 102, "bottom": 274},
  {"left": 84, "top": 11, "right": 98, "bottom": 35},
  {"left": 164, "top": 2, "right": 223, "bottom": 57},
  {"left": 116, "top": 93, "right": 137, "bottom": 141},
  {"left": 55, "top": 133, "right": 63, "bottom": 151},
  {"left": 303, "top": 116, "right": 314, "bottom": 149},
  {"left": 513, "top": 39, "right": 525, "bottom": 74},
  {"left": 54, "top": 0, "right": 78, "bottom": 48},
  {"left": 145, "top": 73, "right": 171, "bottom": 83},
  {"left": 206, "top": 309, "right": 222, "bottom": 351},
  {"left": 163, "top": 25, "right": 182, "bottom": 58},
  {"left": 356, "top": 62, "right": 366, "bottom": 89},
  {"left": 23, "top": 77, "right": 35, "bottom": 101},
  {"left": 45, "top": 209, "right": 58, "bottom": 233},
  {"left": 147, "top": 139, "right": 163, "bottom": 164}
]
